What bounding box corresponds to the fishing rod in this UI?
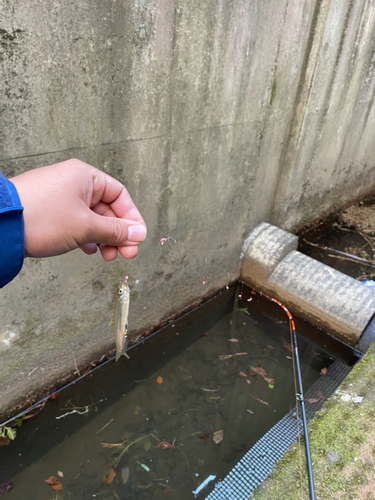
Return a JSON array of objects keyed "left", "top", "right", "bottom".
[{"left": 271, "top": 298, "right": 315, "bottom": 500}]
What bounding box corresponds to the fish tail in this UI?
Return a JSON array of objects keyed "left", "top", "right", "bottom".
[{"left": 115, "top": 335, "right": 130, "bottom": 362}]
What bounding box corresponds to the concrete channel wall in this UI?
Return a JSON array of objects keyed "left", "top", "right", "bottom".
[{"left": 1, "top": 0, "right": 375, "bottom": 416}]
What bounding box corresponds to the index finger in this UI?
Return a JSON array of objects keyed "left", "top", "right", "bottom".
[{"left": 91, "top": 169, "right": 146, "bottom": 226}]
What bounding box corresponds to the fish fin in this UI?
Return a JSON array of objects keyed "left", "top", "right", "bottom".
[{"left": 115, "top": 335, "right": 130, "bottom": 362}]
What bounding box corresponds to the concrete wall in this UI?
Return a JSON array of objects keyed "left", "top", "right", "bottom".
[{"left": 1, "top": 0, "right": 375, "bottom": 416}]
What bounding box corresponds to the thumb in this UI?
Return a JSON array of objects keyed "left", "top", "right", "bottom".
[{"left": 82, "top": 211, "right": 147, "bottom": 246}]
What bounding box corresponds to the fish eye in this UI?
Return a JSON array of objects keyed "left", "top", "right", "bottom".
[{"left": 118, "top": 289, "right": 123, "bottom": 295}]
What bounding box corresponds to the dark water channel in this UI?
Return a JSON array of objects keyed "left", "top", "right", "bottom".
[{"left": 0, "top": 285, "right": 357, "bottom": 499}]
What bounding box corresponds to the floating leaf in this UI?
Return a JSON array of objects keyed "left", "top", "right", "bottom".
[
  {"left": 102, "top": 467, "right": 116, "bottom": 484},
  {"left": 45, "top": 476, "right": 63, "bottom": 490},
  {"left": 0, "top": 437, "right": 10, "bottom": 447},
  {"left": 156, "top": 376, "right": 163, "bottom": 384},
  {"left": 264, "top": 377, "right": 274, "bottom": 385},
  {"left": 306, "top": 398, "right": 319, "bottom": 403},
  {"left": 268, "top": 384, "right": 274, "bottom": 389},
  {"left": 157, "top": 441, "right": 178, "bottom": 449},
  {"left": 239, "top": 371, "right": 248, "bottom": 377},
  {"left": 245, "top": 379, "right": 251, "bottom": 384},
  {"left": 321, "top": 367, "right": 328, "bottom": 375},
  {"left": 200, "top": 434, "right": 211, "bottom": 441},
  {"left": 57, "top": 471, "right": 64, "bottom": 478},
  {"left": 213, "top": 430, "right": 224, "bottom": 444}
]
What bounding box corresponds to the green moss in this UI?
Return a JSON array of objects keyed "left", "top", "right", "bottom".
[{"left": 252, "top": 345, "right": 375, "bottom": 499}]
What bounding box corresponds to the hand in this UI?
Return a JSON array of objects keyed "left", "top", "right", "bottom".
[{"left": 10, "top": 159, "right": 147, "bottom": 261}]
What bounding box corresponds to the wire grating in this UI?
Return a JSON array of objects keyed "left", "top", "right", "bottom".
[{"left": 204, "top": 359, "right": 352, "bottom": 500}]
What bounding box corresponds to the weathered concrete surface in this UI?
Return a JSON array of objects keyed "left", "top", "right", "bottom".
[
  {"left": 241, "top": 223, "right": 298, "bottom": 283},
  {"left": 252, "top": 342, "right": 375, "bottom": 500},
  {"left": 269, "top": 251, "right": 375, "bottom": 345},
  {"left": 241, "top": 224, "right": 375, "bottom": 345},
  {"left": 1, "top": 0, "right": 375, "bottom": 415}
]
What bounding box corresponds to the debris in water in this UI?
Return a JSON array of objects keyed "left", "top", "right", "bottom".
[
  {"left": 192, "top": 475, "right": 216, "bottom": 497},
  {"left": 134, "top": 406, "right": 141, "bottom": 414},
  {"left": 0, "top": 482, "right": 13, "bottom": 494},
  {"left": 213, "top": 430, "right": 224, "bottom": 444},
  {"left": 219, "top": 352, "right": 247, "bottom": 359},
  {"left": 57, "top": 471, "right": 64, "bottom": 478},
  {"left": 239, "top": 371, "right": 249, "bottom": 377},
  {"left": 250, "top": 366, "right": 274, "bottom": 385},
  {"left": 228, "top": 338, "right": 239, "bottom": 342},
  {"left": 138, "top": 484, "right": 153, "bottom": 489},
  {"left": 247, "top": 409, "right": 254, "bottom": 414},
  {"left": 268, "top": 384, "right": 274, "bottom": 389},
  {"left": 200, "top": 434, "right": 211, "bottom": 441},
  {"left": 249, "top": 394, "right": 270, "bottom": 406},
  {"left": 137, "top": 461, "right": 150, "bottom": 472},
  {"left": 157, "top": 441, "right": 178, "bottom": 450},
  {"left": 101, "top": 439, "right": 129, "bottom": 448},
  {"left": 0, "top": 437, "right": 10, "bottom": 446},
  {"left": 102, "top": 467, "right": 116, "bottom": 484},
  {"left": 306, "top": 398, "right": 319, "bottom": 404},
  {"left": 201, "top": 331, "right": 210, "bottom": 337},
  {"left": 282, "top": 339, "right": 293, "bottom": 352},
  {"left": 157, "top": 376, "right": 163, "bottom": 384},
  {"left": 45, "top": 476, "right": 63, "bottom": 490},
  {"left": 321, "top": 367, "right": 328, "bottom": 375},
  {"left": 95, "top": 418, "right": 114, "bottom": 435},
  {"left": 317, "top": 390, "right": 327, "bottom": 400},
  {"left": 121, "top": 466, "right": 130, "bottom": 484}
]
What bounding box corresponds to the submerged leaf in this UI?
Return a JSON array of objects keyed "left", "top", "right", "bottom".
[
  {"left": 157, "top": 441, "right": 178, "bottom": 449},
  {"left": 213, "top": 430, "right": 224, "bottom": 444},
  {"left": 306, "top": 398, "right": 319, "bottom": 403},
  {"left": 102, "top": 467, "right": 116, "bottom": 484},
  {"left": 228, "top": 338, "right": 239, "bottom": 342},
  {"left": 0, "top": 437, "right": 10, "bottom": 447},
  {"left": 321, "top": 367, "right": 328, "bottom": 375},
  {"left": 45, "top": 476, "right": 63, "bottom": 490},
  {"left": 0, "top": 482, "right": 13, "bottom": 494},
  {"left": 200, "top": 434, "right": 211, "bottom": 441},
  {"left": 156, "top": 376, "right": 163, "bottom": 384},
  {"left": 317, "top": 390, "right": 326, "bottom": 400},
  {"left": 250, "top": 366, "right": 267, "bottom": 377}
]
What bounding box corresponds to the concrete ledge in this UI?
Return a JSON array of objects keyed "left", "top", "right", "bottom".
[
  {"left": 241, "top": 223, "right": 375, "bottom": 347},
  {"left": 241, "top": 223, "right": 298, "bottom": 283}
]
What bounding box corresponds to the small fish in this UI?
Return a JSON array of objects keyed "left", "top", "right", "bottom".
[{"left": 114, "top": 277, "right": 130, "bottom": 361}]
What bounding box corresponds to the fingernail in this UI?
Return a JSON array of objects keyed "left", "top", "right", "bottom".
[{"left": 128, "top": 225, "right": 147, "bottom": 242}]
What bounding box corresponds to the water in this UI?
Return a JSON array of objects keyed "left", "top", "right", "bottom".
[{"left": 0, "top": 286, "right": 348, "bottom": 499}]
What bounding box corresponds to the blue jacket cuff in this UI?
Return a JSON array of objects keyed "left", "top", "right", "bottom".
[{"left": 0, "top": 172, "right": 25, "bottom": 288}]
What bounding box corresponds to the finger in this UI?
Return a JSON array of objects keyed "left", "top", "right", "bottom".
[
  {"left": 91, "top": 170, "right": 146, "bottom": 226},
  {"left": 81, "top": 210, "right": 147, "bottom": 247},
  {"left": 118, "top": 245, "right": 139, "bottom": 259},
  {"left": 79, "top": 243, "right": 98, "bottom": 255},
  {"left": 98, "top": 245, "right": 119, "bottom": 261}
]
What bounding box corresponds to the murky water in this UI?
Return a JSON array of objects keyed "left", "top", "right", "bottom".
[{"left": 1, "top": 286, "right": 346, "bottom": 499}]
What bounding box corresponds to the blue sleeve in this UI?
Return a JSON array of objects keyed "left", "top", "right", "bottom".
[{"left": 0, "top": 172, "right": 25, "bottom": 288}]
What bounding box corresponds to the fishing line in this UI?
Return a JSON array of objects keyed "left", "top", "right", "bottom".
[{"left": 271, "top": 298, "right": 316, "bottom": 500}]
